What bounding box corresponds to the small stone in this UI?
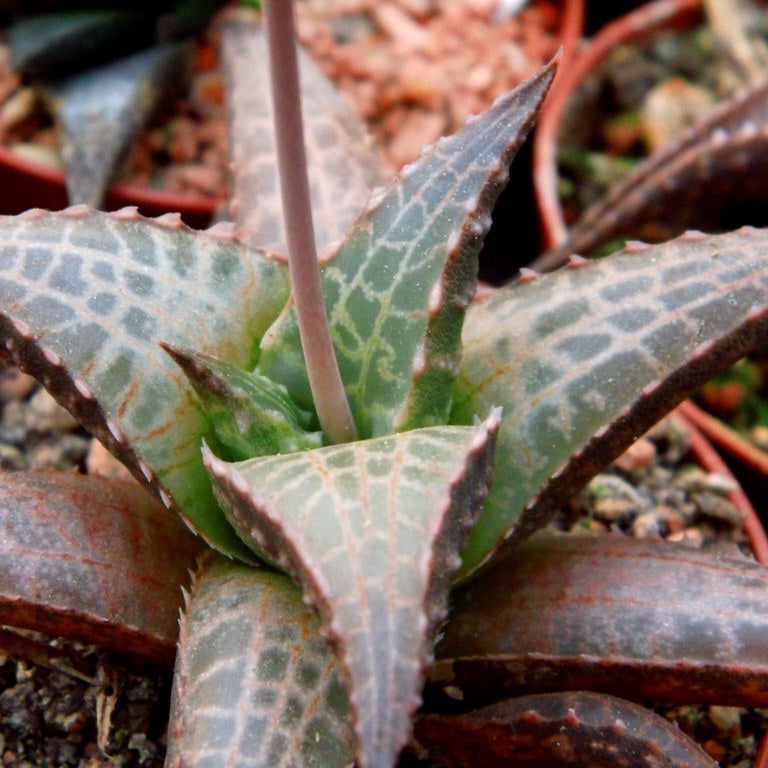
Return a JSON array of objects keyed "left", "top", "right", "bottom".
[
  {"left": 751, "top": 425, "right": 768, "bottom": 451},
  {"left": 708, "top": 705, "right": 744, "bottom": 733},
  {"left": 86, "top": 440, "right": 133, "bottom": 481},
  {"left": 0, "top": 367, "right": 37, "bottom": 401},
  {"left": 646, "top": 418, "right": 690, "bottom": 464},
  {"left": 702, "top": 472, "right": 738, "bottom": 496},
  {"left": 0, "top": 443, "right": 27, "bottom": 470},
  {"left": 29, "top": 435, "right": 90, "bottom": 471},
  {"left": 701, "top": 738, "right": 727, "bottom": 763},
  {"left": 674, "top": 465, "right": 709, "bottom": 494},
  {"left": 582, "top": 474, "right": 646, "bottom": 522},
  {"left": 691, "top": 491, "right": 744, "bottom": 527},
  {"left": 640, "top": 77, "right": 715, "bottom": 152},
  {"left": 656, "top": 504, "right": 687, "bottom": 534},
  {"left": 631, "top": 511, "right": 662, "bottom": 539},
  {"left": 374, "top": 3, "right": 435, "bottom": 51},
  {"left": 667, "top": 527, "right": 704, "bottom": 549},
  {"left": 613, "top": 437, "right": 657, "bottom": 476},
  {"left": 25, "top": 389, "right": 79, "bottom": 434},
  {"left": 386, "top": 108, "right": 445, "bottom": 170}
]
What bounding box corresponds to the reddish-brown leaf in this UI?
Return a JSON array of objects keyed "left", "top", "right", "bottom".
[
  {"left": 431, "top": 532, "right": 768, "bottom": 707},
  {"left": 0, "top": 471, "right": 204, "bottom": 665},
  {"left": 410, "top": 691, "right": 717, "bottom": 767}
]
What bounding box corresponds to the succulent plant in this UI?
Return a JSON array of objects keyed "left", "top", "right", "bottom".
[
  {"left": 3, "top": 0, "right": 225, "bottom": 207},
  {"left": 0, "top": 3, "right": 767, "bottom": 767}
]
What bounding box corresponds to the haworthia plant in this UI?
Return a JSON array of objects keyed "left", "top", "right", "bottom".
[
  {"left": 454, "top": 229, "right": 768, "bottom": 576},
  {"left": 431, "top": 532, "right": 768, "bottom": 707},
  {"left": 0, "top": 470, "right": 202, "bottom": 666},
  {"left": 410, "top": 691, "right": 718, "bottom": 768},
  {"left": 0, "top": 33, "right": 768, "bottom": 767},
  {"left": 0, "top": 206, "right": 289, "bottom": 559},
  {"left": 534, "top": 70, "right": 768, "bottom": 270},
  {"left": 259, "top": 66, "right": 556, "bottom": 438},
  {"left": 44, "top": 41, "right": 191, "bottom": 207},
  {"left": 221, "top": 13, "right": 383, "bottom": 253},
  {"left": 7, "top": 1, "right": 225, "bottom": 207},
  {"left": 166, "top": 554, "right": 355, "bottom": 768},
  {"left": 204, "top": 414, "right": 500, "bottom": 768}
]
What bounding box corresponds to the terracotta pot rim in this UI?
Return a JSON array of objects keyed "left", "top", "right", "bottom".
[
  {"left": 0, "top": 140, "right": 216, "bottom": 219},
  {"left": 532, "top": 0, "right": 704, "bottom": 251}
]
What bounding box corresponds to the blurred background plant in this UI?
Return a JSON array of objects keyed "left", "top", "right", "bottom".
[{"left": 0, "top": 0, "right": 226, "bottom": 207}]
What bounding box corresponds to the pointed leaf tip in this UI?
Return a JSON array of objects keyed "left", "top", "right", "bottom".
[
  {"left": 204, "top": 413, "right": 500, "bottom": 768},
  {"left": 260, "top": 62, "right": 556, "bottom": 439},
  {"left": 456, "top": 227, "right": 768, "bottom": 577},
  {"left": 161, "top": 342, "right": 321, "bottom": 459}
]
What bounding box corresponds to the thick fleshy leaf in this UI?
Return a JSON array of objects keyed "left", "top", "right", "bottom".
[
  {"left": 535, "top": 72, "right": 768, "bottom": 270},
  {"left": 430, "top": 533, "right": 768, "bottom": 707},
  {"left": 411, "top": 692, "right": 717, "bottom": 768},
  {"left": 221, "top": 10, "right": 383, "bottom": 252},
  {"left": 166, "top": 554, "right": 354, "bottom": 768},
  {"left": 161, "top": 343, "right": 321, "bottom": 460},
  {"left": 0, "top": 471, "right": 203, "bottom": 666},
  {"left": 0, "top": 207, "right": 290, "bottom": 558},
  {"left": 454, "top": 227, "right": 768, "bottom": 576},
  {"left": 259, "top": 63, "right": 556, "bottom": 438},
  {"left": 45, "top": 42, "right": 190, "bottom": 207},
  {"left": 204, "top": 413, "right": 501, "bottom": 768},
  {"left": 8, "top": 9, "right": 155, "bottom": 79}
]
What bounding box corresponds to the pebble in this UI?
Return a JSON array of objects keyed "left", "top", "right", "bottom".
[
  {"left": 25, "top": 390, "right": 79, "bottom": 434},
  {"left": 631, "top": 510, "right": 662, "bottom": 539},
  {"left": 86, "top": 440, "right": 134, "bottom": 481},
  {"left": 581, "top": 473, "right": 646, "bottom": 522},
  {"left": 0, "top": 367, "right": 36, "bottom": 402},
  {"left": 613, "top": 436, "right": 657, "bottom": 476},
  {"left": 667, "top": 527, "right": 705, "bottom": 549},
  {"left": 28, "top": 435, "right": 90, "bottom": 471}
]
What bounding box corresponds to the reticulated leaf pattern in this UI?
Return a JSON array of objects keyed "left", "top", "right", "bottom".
[
  {"left": 259, "top": 63, "right": 555, "bottom": 438},
  {"left": 0, "top": 207, "right": 289, "bottom": 559},
  {"left": 221, "top": 10, "right": 383, "bottom": 253},
  {"left": 204, "top": 413, "right": 500, "bottom": 768},
  {"left": 454, "top": 228, "right": 768, "bottom": 576},
  {"left": 167, "top": 555, "right": 354, "bottom": 768}
]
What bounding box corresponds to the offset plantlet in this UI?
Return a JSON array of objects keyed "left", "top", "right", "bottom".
[{"left": 0, "top": 4, "right": 767, "bottom": 767}]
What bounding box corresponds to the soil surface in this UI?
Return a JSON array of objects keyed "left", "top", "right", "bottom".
[
  {"left": 0, "top": 0, "right": 561, "bottom": 201},
  {"left": 0, "top": 361, "right": 765, "bottom": 767}
]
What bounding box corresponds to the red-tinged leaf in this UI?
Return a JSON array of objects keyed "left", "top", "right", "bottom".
[
  {"left": 0, "top": 207, "right": 289, "bottom": 560},
  {"left": 535, "top": 72, "right": 768, "bottom": 269},
  {"left": 204, "top": 413, "right": 501, "bottom": 768},
  {"left": 0, "top": 471, "right": 204, "bottom": 666},
  {"left": 221, "top": 10, "right": 383, "bottom": 253},
  {"left": 430, "top": 533, "right": 768, "bottom": 707},
  {"left": 410, "top": 691, "right": 716, "bottom": 768},
  {"left": 454, "top": 227, "right": 768, "bottom": 576},
  {"left": 167, "top": 554, "right": 354, "bottom": 768}
]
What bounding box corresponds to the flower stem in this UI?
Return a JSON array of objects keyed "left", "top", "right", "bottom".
[{"left": 262, "top": 0, "right": 357, "bottom": 444}]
